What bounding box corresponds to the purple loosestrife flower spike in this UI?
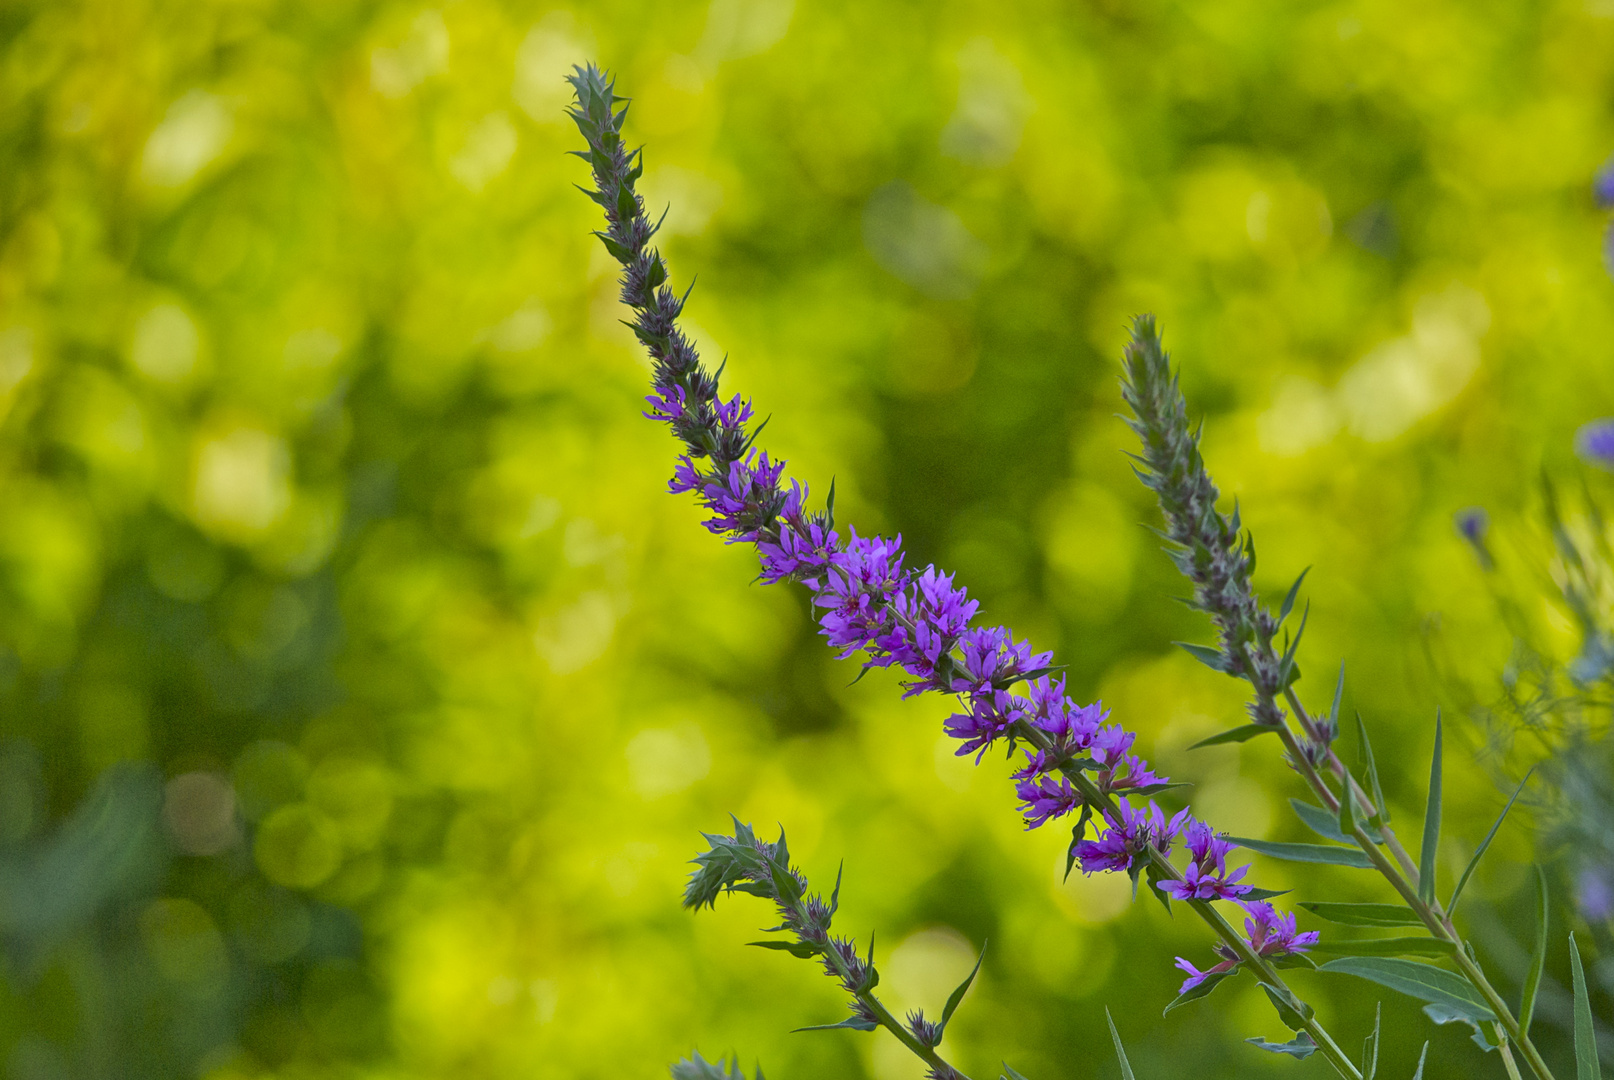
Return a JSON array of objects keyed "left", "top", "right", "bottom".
[
  {"left": 574, "top": 67, "right": 1342, "bottom": 1066},
  {"left": 1120, "top": 317, "right": 1289, "bottom": 728},
  {"left": 1575, "top": 418, "right": 1614, "bottom": 472}
]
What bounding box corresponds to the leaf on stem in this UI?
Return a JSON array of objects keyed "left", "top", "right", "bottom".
[
  {"left": 1318, "top": 957, "right": 1494, "bottom": 1021},
  {"left": 1189, "top": 724, "right": 1278, "bottom": 750},
  {"left": 1241, "top": 886, "right": 1292, "bottom": 902},
  {"left": 1570, "top": 932, "right": 1601, "bottom": 1080},
  {"left": 1000, "top": 1065, "right": 1033, "bottom": 1080},
  {"left": 1290, "top": 799, "right": 1383, "bottom": 845},
  {"left": 1106, "top": 1008, "right": 1137, "bottom": 1080},
  {"left": 1279, "top": 568, "right": 1311, "bottom": 624},
  {"left": 1418, "top": 715, "right": 1442, "bottom": 906},
  {"left": 1229, "top": 836, "right": 1374, "bottom": 868},
  {"left": 1262, "top": 984, "right": 1312, "bottom": 1029},
  {"left": 792, "top": 1016, "right": 879, "bottom": 1033},
  {"left": 747, "top": 939, "right": 822, "bottom": 958},
  {"left": 1177, "top": 641, "right": 1226, "bottom": 672},
  {"left": 1339, "top": 773, "right": 1358, "bottom": 839},
  {"left": 1327, "top": 662, "right": 1345, "bottom": 739},
  {"left": 1299, "top": 902, "right": 1424, "bottom": 927},
  {"left": 1246, "top": 1032, "right": 1318, "bottom": 1059},
  {"left": 1411, "top": 1042, "right": 1429, "bottom": 1080},
  {"left": 1519, "top": 867, "right": 1548, "bottom": 1037},
  {"left": 937, "top": 942, "right": 986, "bottom": 1039},
  {"left": 1447, "top": 768, "right": 1533, "bottom": 918},
  {"left": 1309, "top": 938, "right": 1456, "bottom": 958},
  {"left": 1423, "top": 1003, "right": 1496, "bottom": 1052},
  {"left": 1163, "top": 970, "right": 1236, "bottom": 1015},
  {"left": 1356, "top": 711, "right": 1390, "bottom": 824}
]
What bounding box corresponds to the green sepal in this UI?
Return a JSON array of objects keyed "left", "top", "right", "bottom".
[
  {"left": 1229, "top": 836, "right": 1374, "bottom": 868},
  {"left": 1298, "top": 902, "right": 1423, "bottom": 928},
  {"left": 1188, "top": 724, "right": 1278, "bottom": 750}
]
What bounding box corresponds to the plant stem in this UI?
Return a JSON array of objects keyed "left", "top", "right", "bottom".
[
  {"left": 1013, "top": 719, "right": 1365, "bottom": 1080},
  {"left": 798, "top": 895, "right": 973, "bottom": 1080}
]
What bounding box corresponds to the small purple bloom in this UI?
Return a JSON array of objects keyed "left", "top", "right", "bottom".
[
  {"left": 1158, "top": 819, "right": 1252, "bottom": 901},
  {"left": 1575, "top": 418, "right": 1614, "bottom": 471},
  {"left": 1454, "top": 506, "right": 1487, "bottom": 545},
  {"left": 1072, "top": 800, "right": 1185, "bottom": 874},
  {"left": 1596, "top": 153, "right": 1614, "bottom": 208},
  {"left": 1173, "top": 955, "right": 1236, "bottom": 994},
  {"left": 643, "top": 383, "right": 686, "bottom": 423},
  {"left": 714, "top": 392, "right": 754, "bottom": 431},
  {"left": 1239, "top": 900, "right": 1320, "bottom": 957},
  {"left": 1577, "top": 866, "right": 1614, "bottom": 922},
  {"left": 943, "top": 688, "right": 1025, "bottom": 761},
  {"left": 1013, "top": 770, "right": 1080, "bottom": 829}
]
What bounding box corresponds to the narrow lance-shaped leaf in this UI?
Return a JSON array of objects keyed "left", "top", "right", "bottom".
[
  {"left": 1418, "top": 714, "right": 1443, "bottom": 906},
  {"left": 1279, "top": 567, "right": 1310, "bottom": 624},
  {"left": 1448, "top": 768, "right": 1533, "bottom": 917},
  {"left": 1000, "top": 1065, "right": 1033, "bottom": 1080},
  {"left": 1189, "top": 724, "right": 1278, "bottom": 750},
  {"left": 937, "top": 942, "right": 986, "bottom": 1038},
  {"left": 1230, "top": 836, "right": 1375, "bottom": 868},
  {"left": 1177, "top": 641, "right": 1226, "bottom": 672},
  {"left": 1163, "top": 969, "right": 1236, "bottom": 1015},
  {"left": 1327, "top": 661, "right": 1345, "bottom": 739},
  {"left": 1291, "top": 799, "right": 1381, "bottom": 844},
  {"left": 1263, "top": 984, "right": 1312, "bottom": 1029},
  {"left": 1570, "top": 932, "right": 1601, "bottom": 1080},
  {"left": 1519, "top": 866, "right": 1548, "bottom": 1037},
  {"left": 792, "top": 1016, "right": 879, "bottom": 1033},
  {"left": 1308, "top": 937, "right": 1456, "bottom": 958},
  {"left": 1411, "top": 1042, "right": 1429, "bottom": 1080},
  {"left": 1357, "top": 711, "right": 1390, "bottom": 823},
  {"left": 1105, "top": 1008, "right": 1137, "bottom": 1080},
  {"left": 1319, "top": 957, "right": 1494, "bottom": 1021},
  {"left": 1246, "top": 1032, "right": 1318, "bottom": 1059},
  {"left": 1299, "top": 902, "right": 1423, "bottom": 928},
  {"left": 1339, "top": 769, "right": 1358, "bottom": 839}
]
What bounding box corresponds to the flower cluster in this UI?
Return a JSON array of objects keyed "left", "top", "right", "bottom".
[
  {"left": 1173, "top": 900, "right": 1320, "bottom": 993},
  {"left": 569, "top": 60, "right": 1311, "bottom": 1001}
]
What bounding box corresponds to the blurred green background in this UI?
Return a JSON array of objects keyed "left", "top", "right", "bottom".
[{"left": 2, "top": 0, "right": 1613, "bottom": 1077}]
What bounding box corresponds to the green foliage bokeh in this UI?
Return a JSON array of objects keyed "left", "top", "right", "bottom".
[{"left": 0, "top": 1, "right": 1611, "bottom": 1078}]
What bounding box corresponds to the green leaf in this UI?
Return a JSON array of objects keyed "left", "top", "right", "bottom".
[
  {"left": 1000, "top": 1065, "right": 1033, "bottom": 1080},
  {"left": 1448, "top": 768, "right": 1532, "bottom": 918},
  {"left": 1241, "top": 887, "right": 1292, "bottom": 902},
  {"left": 1339, "top": 774, "right": 1359, "bottom": 838},
  {"left": 1271, "top": 952, "right": 1319, "bottom": 971},
  {"left": 1519, "top": 866, "right": 1548, "bottom": 1037},
  {"left": 1176, "top": 641, "right": 1225, "bottom": 671},
  {"left": 1423, "top": 1003, "right": 1496, "bottom": 1052},
  {"left": 1263, "top": 984, "right": 1312, "bottom": 1029},
  {"left": 1411, "top": 1042, "right": 1429, "bottom": 1080},
  {"left": 1418, "top": 715, "right": 1443, "bottom": 905},
  {"left": 1229, "top": 836, "right": 1374, "bottom": 868},
  {"left": 1327, "top": 662, "right": 1346, "bottom": 738},
  {"left": 1309, "top": 937, "right": 1456, "bottom": 958},
  {"left": 1279, "top": 567, "right": 1310, "bottom": 623},
  {"left": 1189, "top": 724, "right": 1277, "bottom": 749},
  {"left": 1571, "top": 932, "right": 1601, "bottom": 1080},
  {"left": 1290, "top": 799, "right": 1382, "bottom": 844},
  {"left": 1246, "top": 1032, "right": 1318, "bottom": 1059},
  {"left": 1299, "top": 902, "right": 1424, "bottom": 928},
  {"left": 792, "top": 1016, "right": 879, "bottom": 1033},
  {"left": 1105, "top": 1008, "right": 1136, "bottom": 1080},
  {"left": 1163, "top": 969, "right": 1236, "bottom": 1015},
  {"left": 938, "top": 942, "right": 986, "bottom": 1036},
  {"left": 1356, "top": 711, "right": 1390, "bottom": 824},
  {"left": 747, "top": 939, "right": 821, "bottom": 959},
  {"left": 1318, "top": 957, "right": 1494, "bottom": 1021},
  {"left": 1363, "top": 1002, "right": 1381, "bottom": 1080}
]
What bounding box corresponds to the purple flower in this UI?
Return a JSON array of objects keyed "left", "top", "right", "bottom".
[
  {"left": 1239, "top": 900, "right": 1320, "bottom": 957},
  {"left": 943, "top": 688, "right": 1025, "bottom": 762},
  {"left": 670, "top": 455, "right": 703, "bottom": 495},
  {"left": 1173, "top": 955, "right": 1236, "bottom": 994},
  {"left": 1596, "top": 153, "right": 1614, "bottom": 208},
  {"left": 1575, "top": 419, "right": 1614, "bottom": 472},
  {"left": 1577, "top": 866, "right": 1614, "bottom": 922},
  {"left": 714, "top": 392, "right": 754, "bottom": 431},
  {"left": 1023, "top": 677, "right": 1104, "bottom": 752},
  {"left": 644, "top": 383, "right": 686, "bottom": 423},
  {"left": 1157, "top": 819, "right": 1252, "bottom": 901},
  {"left": 758, "top": 512, "right": 838, "bottom": 586},
  {"left": 1072, "top": 800, "right": 1186, "bottom": 874},
  {"left": 700, "top": 451, "right": 786, "bottom": 539},
  {"left": 1454, "top": 506, "right": 1487, "bottom": 545},
  {"left": 950, "top": 626, "right": 1051, "bottom": 693}
]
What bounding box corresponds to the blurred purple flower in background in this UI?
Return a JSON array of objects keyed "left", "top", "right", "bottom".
[
  {"left": 1596, "top": 153, "right": 1614, "bottom": 208},
  {"left": 1575, "top": 418, "right": 1614, "bottom": 471}
]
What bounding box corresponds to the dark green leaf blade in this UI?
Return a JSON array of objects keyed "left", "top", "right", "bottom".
[
  {"left": 1357, "top": 712, "right": 1390, "bottom": 823},
  {"left": 1299, "top": 902, "right": 1424, "bottom": 928},
  {"left": 1000, "top": 1065, "right": 1033, "bottom": 1080},
  {"left": 1570, "top": 932, "right": 1601, "bottom": 1080},
  {"left": 1246, "top": 1032, "right": 1318, "bottom": 1059},
  {"left": 1318, "top": 957, "right": 1493, "bottom": 1020},
  {"left": 1163, "top": 970, "right": 1235, "bottom": 1015},
  {"left": 1418, "top": 715, "right": 1443, "bottom": 905},
  {"left": 1105, "top": 1008, "right": 1136, "bottom": 1080},
  {"left": 1230, "top": 836, "right": 1374, "bottom": 868},
  {"left": 792, "top": 1016, "right": 880, "bottom": 1033},
  {"left": 1291, "top": 799, "right": 1381, "bottom": 844},
  {"left": 1189, "top": 724, "right": 1278, "bottom": 750},
  {"left": 1411, "top": 1042, "right": 1429, "bottom": 1080},
  {"left": 1520, "top": 866, "right": 1548, "bottom": 1037},
  {"left": 1448, "top": 769, "right": 1532, "bottom": 918}
]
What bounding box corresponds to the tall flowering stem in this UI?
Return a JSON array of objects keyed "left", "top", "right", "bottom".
[
  {"left": 1120, "top": 319, "right": 1557, "bottom": 1080},
  {"left": 568, "top": 64, "right": 1364, "bottom": 1079}
]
